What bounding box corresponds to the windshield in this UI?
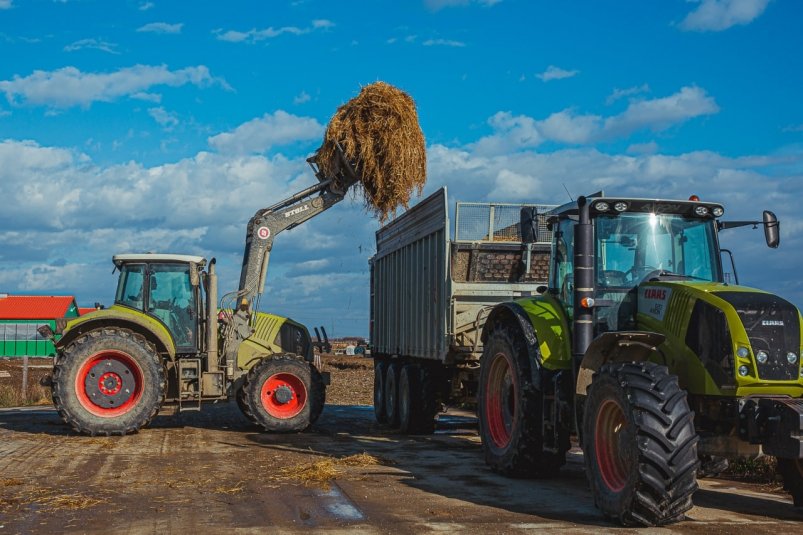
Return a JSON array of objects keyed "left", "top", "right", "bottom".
[{"left": 596, "top": 213, "right": 721, "bottom": 288}]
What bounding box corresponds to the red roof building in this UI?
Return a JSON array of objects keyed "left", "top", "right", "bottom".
[{"left": 0, "top": 295, "right": 78, "bottom": 320}]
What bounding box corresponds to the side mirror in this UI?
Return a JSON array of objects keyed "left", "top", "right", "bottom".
[
  {"left": 520, "top": 206, "right": 538, "bottom": 244},
  {"left": 763, "top": 210, "right": 780, "bottom": 248}
]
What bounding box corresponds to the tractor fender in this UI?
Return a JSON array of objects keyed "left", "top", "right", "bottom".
[
  {"left": 482, "top": 302, "right": 542, "bottom": 386},
  {"left": 575, "top": 331, "right": 666, "bottom": 395},
  {"left": 55, "top": 307, "right": 176, "bottom": 358}
]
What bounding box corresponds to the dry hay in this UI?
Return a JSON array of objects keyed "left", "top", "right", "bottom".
[
  {"left": 272, "top": 453, "right": 386, "bottom": 487},
  {"left": 316, "top": 82, "right": 426, "bottom": 222},
  {"left": 1, "top": 485, "right": 106, "bottom": 512}
]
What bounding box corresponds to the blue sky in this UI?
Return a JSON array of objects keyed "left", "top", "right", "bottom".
[{"left": 0, "top": 0, "right": 801, "bottom": 336}]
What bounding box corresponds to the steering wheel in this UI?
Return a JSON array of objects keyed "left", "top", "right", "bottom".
[
  {"left": 625, "top": 266, "right": 658, "bottom": 283},
  {"left": 600, "top": 270, "right": 627, "bottom": 287}
]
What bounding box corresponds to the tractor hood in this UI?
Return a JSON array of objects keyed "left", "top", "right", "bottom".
[{"left": 636, "top": 280, "right": 803, "bottom": 395}]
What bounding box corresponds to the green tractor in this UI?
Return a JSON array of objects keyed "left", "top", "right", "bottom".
[
  {"left": 42, "top": 151, "right": 359, "bottom": 436},
  {"left": 477, "top": 194, "right": 802, "bottom": 525}
]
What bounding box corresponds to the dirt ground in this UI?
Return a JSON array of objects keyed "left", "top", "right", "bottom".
[{"left": 1, "top": 355, "right": 802, "bottom": 533}]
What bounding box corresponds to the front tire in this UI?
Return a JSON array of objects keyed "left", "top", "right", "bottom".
[
  {"left": 52, "top": 328, "right": 165, "bottom": 436},
  {"left": 778, "top": 458, "right": 803, "bottom": 507},
  {"left": 478, "top": 323, "right": 566, "bottom": 476},
  {"left": 242, "top": 355, "right": 325, "bottom": 432},
  {"left": 583, "top": 362, "right": 699, "bottom": 526}
]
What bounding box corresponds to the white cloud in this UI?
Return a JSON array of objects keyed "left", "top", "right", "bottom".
[
  {"left": 148, "top": 107, "right": 179, "bottom": 130},
  {"left": 138, "top": 1, "right": 154, "bottom": 10},
  {"left": 422, "top": 38, "right": 466, "bottom": 47},
  {"left": 470, "top": 86, "right": 719, "bottom": 153},
  {"left": 536, "top": 65, "right": 579, "bottom": 82},
  {"left": 606, "top": 84, "right": 650, "bottom": 105},
  {"left": 424, "top": 0, "right": 501, "bottom": 11},
  {"left": 679, "top": 0, "right": 771, "bottom": 32},
  {"left": 0, "top": 65, "right": 226, "bottom": 108},
  {"left": 208, "top": 110, "right": 323, "bottom": 154},
  {"left": 214, "top": 20, "right": 334, "bottom": 43},
  {"left": 0, "top": 0, "right": 13, "bottom": 9},
  {"left": 471, "top": 111, "right": 542, "bottom": 155},
  {"left": 63, "top": 38, "right": 120, "bottom": 55},
  {"left": 782, "top": 124, "right": 803, "bottom": 133},
  {"left": 293, "top": 91, "right": 311, "bottom": 105},
  {"left": 603, "top": 85, "right": 719, "bottom": 137},
  {"left": 137, "top": 22, "right": 184, "bottom": 34}
]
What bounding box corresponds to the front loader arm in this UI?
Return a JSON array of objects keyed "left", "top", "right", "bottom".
[{"left": 236, "top": 145, "right": 359, "bottom": 304}]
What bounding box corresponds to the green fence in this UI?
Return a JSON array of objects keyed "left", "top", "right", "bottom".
[{"left": 0, "top": 320, "right": 57, "bottom": 357}]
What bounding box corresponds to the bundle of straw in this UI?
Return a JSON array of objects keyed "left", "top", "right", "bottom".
[{"left": 316, "top": 82, "right": 426, "bottom": 221}]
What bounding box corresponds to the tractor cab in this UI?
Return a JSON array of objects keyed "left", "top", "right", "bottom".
[
  {"left": 113, "top": 254, "right": 207, "bottom": 353},
  {"left": 547, "top": 197, "right": 779, "bottom": 335}
]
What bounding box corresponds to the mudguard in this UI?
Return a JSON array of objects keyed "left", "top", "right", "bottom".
[{"left": 55, "top": 305, "right": 176, "bottom": 357}]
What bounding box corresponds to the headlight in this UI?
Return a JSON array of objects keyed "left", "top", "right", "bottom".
[
  {"left": 712, "top": 206, "right": 724, "bottom": 217},
  {"left": 787, "top": 352, "right": 798, "bottom": 365},
  {"left": 594, "top": 201, "right": 610, "bottom": 212},
  {"left": 614, "top": 202, "right": 628, "bottom": 212},
  {"left": 694, "top": 205, "right": 709, "bottom": 217},
  {"left": 736, "top": 347, "right": 750, "bottom": 359},
  {"left": 738, "top": 365, "right": 750, "bottom": 377},
  {"left": 756, "top": 350, "right": 768, "bottom": 364}
]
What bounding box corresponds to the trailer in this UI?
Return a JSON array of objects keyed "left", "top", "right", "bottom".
[{"left": 370, "top": 187, "right": 554, "bottom": 433}]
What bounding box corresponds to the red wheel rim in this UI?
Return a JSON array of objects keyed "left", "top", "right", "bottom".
[
  {"left": 260, "top": 372, "right": 307, "bottom": 419},
  {"left": 485, "top": 352, "right": 516, "bottom": 448},
  {"left": 595, "top": 399, "right": 629, "bottom": 492},
  {"left": 75, "top": 351, "right": 144, "bottom": 418}
]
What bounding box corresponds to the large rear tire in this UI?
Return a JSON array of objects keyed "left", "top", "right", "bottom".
[
  {"left": 478, "top": 323, "right": 566, "bottom": 476},
  {"left": 242, "top": 355, "right": 324, "bottom": 432},
  {"left": 778, "top": 458, "right": 803, "bottom": 507},
  {"left": 52, "top": 328, "right": 165, "bottom": 436},
  {"left": 583, "top": 362, "right": 699, "bottom": 526},
  {"left": 398, "top": 364, "right": 437, "bottom": 435},
  {"left": 373, "top": 360, "right": 388, "bottom": 424}
]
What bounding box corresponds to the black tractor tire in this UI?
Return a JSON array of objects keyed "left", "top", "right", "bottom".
[
  {"left": 241, "top": 355, "right": 324, "bottom": 432},
  {"left": 583, "top": 362, "right": 699, "bottom": 526},
  {"left": 778, "top": 458, "right": 803, "bottom": 507},
  {"left": 477, "top": 323, "right": 567, "bottom": 477},
  {"left": 373, "top": 360, "right": 388, "bottom": 424},
  {"left": 52, "top": 327, "right": 166, "bottom": 436},
  {"left": 398, "top": 364, "right": 438, "bottom": 435},
  {"left": 384, "top": 362, "right": 401, "bottom": 427},
  {"left": 236, "top": 387, "right": 259, "bottom": 426},
  {"left": 308, "top": 365, "right": 326, "bottom": 425}
]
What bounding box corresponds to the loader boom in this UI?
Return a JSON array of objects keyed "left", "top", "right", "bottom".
[{"left": 236, "top": 145, "right": 359, "bottom": 305}]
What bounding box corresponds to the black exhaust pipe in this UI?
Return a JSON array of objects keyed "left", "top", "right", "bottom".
[{"left": 572, "top": 196, "right": 594, "bottom": 363}]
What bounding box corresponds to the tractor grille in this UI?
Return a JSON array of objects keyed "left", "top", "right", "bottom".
[
  {"left": 685, "top": 299, "right": 735, "bottom": 388},
  {"left": 716, "top": 291, "right": 801, "bottom": 381}
]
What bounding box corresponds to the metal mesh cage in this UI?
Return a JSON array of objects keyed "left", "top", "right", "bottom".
[{"left": 455, "top": 202, "right": 554, "bottom": 243}]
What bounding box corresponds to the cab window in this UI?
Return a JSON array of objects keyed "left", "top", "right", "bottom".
[{"left": 115, "top": 264, "right": 145, "bottom": 310}]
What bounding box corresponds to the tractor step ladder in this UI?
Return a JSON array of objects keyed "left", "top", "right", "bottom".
[{"left": 178, "top": 358, "right": 202, "bottom": 412}]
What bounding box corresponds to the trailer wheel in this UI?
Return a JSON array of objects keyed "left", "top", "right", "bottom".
[
  {"left": 583, "top": 362, "right": 699, "bottom": 526},
  {"left": 52, "top": 328, "right": 165, "bottom": 436},
  {"left": 398, "top": 364, "right": 437, "bottom": 434},
  {"left": 478, "top": 323, "right": 566, "bottom": 476},
  {"left": 384, "top": 362, "right": 401, "bottom": 426},
  {"left": 373, "top": 360, "right": 388, "bottom": 424},
  {"left": 778, "top": 458, "right": 803, "bottom": 507},
  {"left": 242, "top": 355, "right": 324, "bottom": 432}
]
